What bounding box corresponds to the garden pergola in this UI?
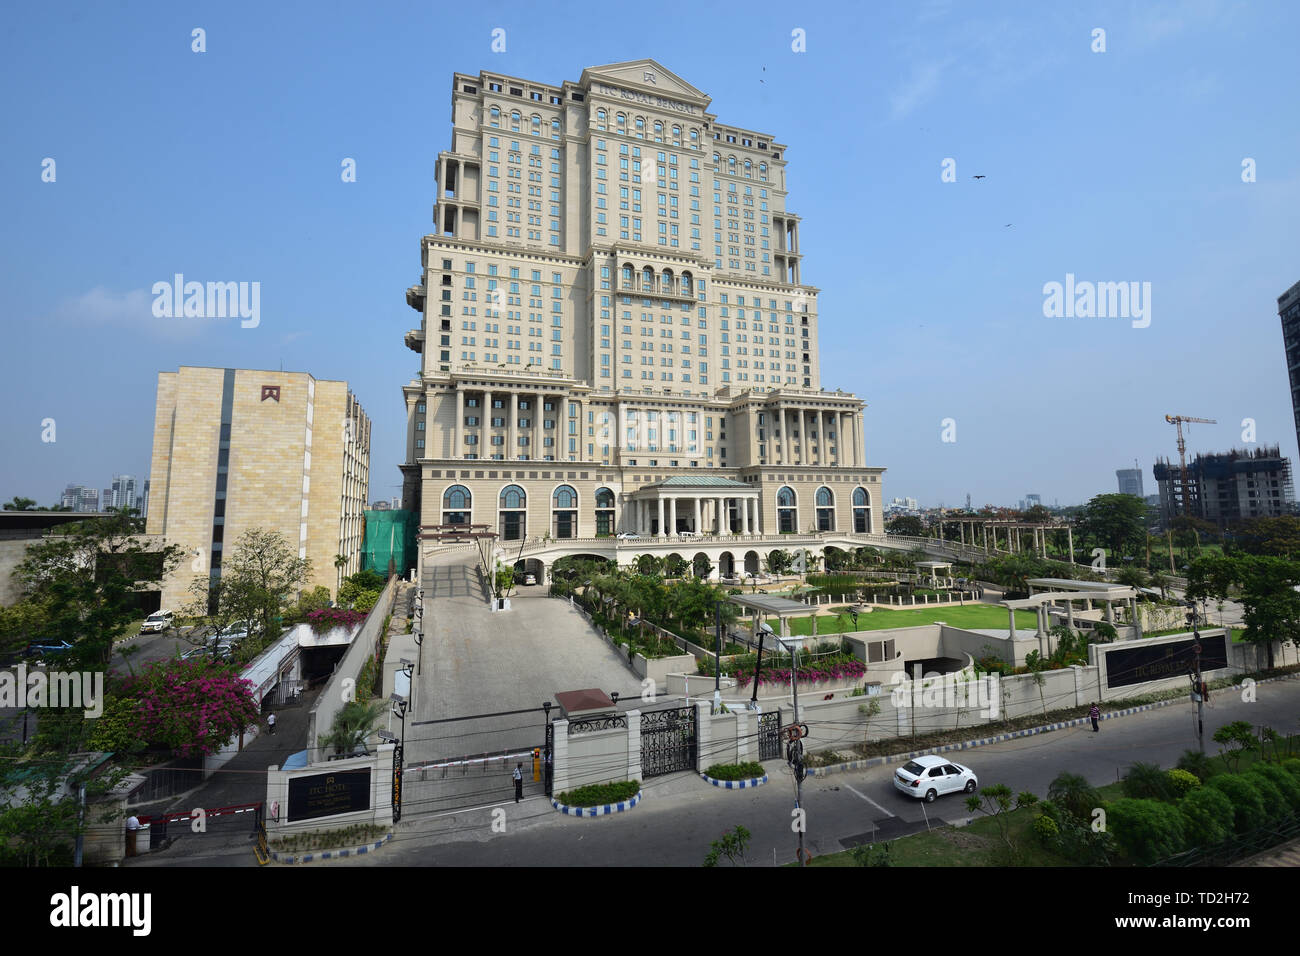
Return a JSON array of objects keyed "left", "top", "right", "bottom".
[{"left": 727, "top": 592, "right": 825, "bottom": 643}]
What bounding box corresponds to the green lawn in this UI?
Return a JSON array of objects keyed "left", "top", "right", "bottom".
[{"left": 769, "top": 605, "right": 1039, "bottom": 636}]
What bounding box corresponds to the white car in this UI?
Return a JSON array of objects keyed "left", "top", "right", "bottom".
[
  {"left": 678, "top": 530, "right": 701, "bottom": 537},
  {"left": 615, "top": 531, "right": 640, "bottom": 540},
  {"left": 893, "top": 755, "right": 978, "bottom": 803},
  {"left": 523, "top": 573, "right": 537, "bottom": 585},
  {"left": 140, "top": 610, "right": 175, "bottom": 633}
]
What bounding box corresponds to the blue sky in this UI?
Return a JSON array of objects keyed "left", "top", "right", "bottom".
[{"left": 2, "top": 0, "right": 1297, "bottom": 510}]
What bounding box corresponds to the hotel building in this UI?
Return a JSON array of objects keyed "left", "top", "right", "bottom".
[{"left": 400, "top": 60, "right": 882, "bottom": 554}]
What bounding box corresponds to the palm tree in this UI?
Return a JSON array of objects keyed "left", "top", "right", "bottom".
[
  {"left": 334, "top": 552, "right": 348, "bottom": 596},
  {"left": 320, "top": 699, "right": 387, "bottom": 756}
]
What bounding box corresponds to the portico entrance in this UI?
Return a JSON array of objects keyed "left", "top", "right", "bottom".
[{"left": 626, "top": 475, "right": 760, "bottom": 537}]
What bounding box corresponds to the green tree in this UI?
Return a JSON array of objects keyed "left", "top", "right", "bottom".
[
  {"left": 692, "top": 553, "right": 713, "bottom": 579},
  {"left": 886, "top": 515, "right": 924, "bottom": 537},
  {"left": 1122, "top": 761, "right": 1178, "bottom": 802},
  {"left": 663, "top": 553, "right": 688, "bottom": 578},
  {"left": 635, "top": 553, "right": 665, "bottom": 578},
  {"left": 1211, "top": 720, "right": 1258, "bottom": 773},
  {"left": 188, "top": 528, "right": 309, "bottom": 643},
  {"left": 1177, "top": 786, "right": 1233, "bottom": 847},
  {"left": 1187, "top": 554, "right": 1300, "bottom": 669},
  {"left": 1047, "top": 772, "right": 1102, "bottom": 824},
  {"left": 702, "top": 825, "right": 751, "bottom": 867},
  {"left": 964, "top": 784, "right": 1038, "bottom": 856},
  {"left": 12, "top": 511, "right": 183, "bottom": 670},
  {"left": 1233, "top": 515, "right": 1300, "bottom": 557},
  {"left": 1077, "top": 493, "right": 1146, "bottom": 559},
  {"left": 2, "top": 496, "right": 37, "bottom": 511}
]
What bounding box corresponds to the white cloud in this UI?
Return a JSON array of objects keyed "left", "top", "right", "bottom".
[
  {"left": 890, "top": 60, "right": 948, "bottom": 118},
  {"left": 46, "top": 286, "right": 204, "bottom": 340}
]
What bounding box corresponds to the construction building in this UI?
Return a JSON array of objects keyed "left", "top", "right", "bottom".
[{"left": 1153, "top": 446, "right": 1295, "bottom": 527}]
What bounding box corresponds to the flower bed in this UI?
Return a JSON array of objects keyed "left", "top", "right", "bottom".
[
  {"left": 734, "top": 654, "right": 867, "bottom": 688},
  {"left": 703, "top": 762, "right": 765, "bottom": 781},
  {"left": 307, "top": 607, "right": 366, "bottom": 634},
  {"left": 555, "top": 780, "right": 640, "bottom": 807}
]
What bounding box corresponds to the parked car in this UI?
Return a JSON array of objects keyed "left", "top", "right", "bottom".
[
  {"left": 182, "top": 641, "right": 234, "bottom": 662},
  {"left": 523, "top": 573, "right": 537, "bottom": 585},
  {"left": 140, "top": 610, "right": 176, "bottom": 633},
  {"left": 678, "top": 530, "right": 701, "bottom": 537},
  {"left": 24, "top": 640, "right": 75, "bottom": 663},
  {"left": 615, "top": 531, "right": 640, "bottom": 540},
  {"left": 893, "top": 755, "right": 978, "bottom": 803}
]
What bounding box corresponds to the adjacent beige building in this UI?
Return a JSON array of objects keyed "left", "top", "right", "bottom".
[
  {"left": 147, "top": 367, "right": 370, "bottom": 610},
  {"left": 401, "top": 60, "right": 883, "bottom": 550}
]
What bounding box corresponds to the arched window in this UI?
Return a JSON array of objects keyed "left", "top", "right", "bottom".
[
  {"left": 690, "top": 129, "right": 699, "bottom": 146},
  {"left": 653, "top": 121, "right": 663, "bottom": 141},
  {"left": 499, "top": 485, "right": 526, "bottom": 541},
  {"left": 681, "top": 272, "right": 693, "bottom": 295},
  {"left": 595, "top": 487, "right": 615, "bottom": 537},
  {"left": 759, "top": 162, "right": 767, "bottom": 181},
  {"left": 551, "top": 118, "right": 561, "bottom": 139},
  {"left": 672, "top": 125, "right": 681, "bottom": 144},
  {"left": 510, "top": 110, "right": 521, "bottom": 130},
  {"left": 616, "top": 113, "right": 626, "bottom": 129},
  {"left": 661, "top": 268, "right": 674, "bottom": 294},
  {"left": 777, "top": 486, "right": 797, "bottom": 534},
  {"left": 728, "top": 156, "right": 736, "bottom": 175},
  {"left": 635, "top": 116, "right": 644, "bottom": 130},
  {"left": 443, "top": 485, "right": 472, "bottom": 525},
  {"left": 815, "top": 486, "right": 835, "bottom": 532},
  {"left": 712, "top": 152, "right": 721, "bottom": 172},
  {"left": 852, "top": 487, "right": 871, "bottom": 533},
  {"left": 642, "top": 266, "right": 655, "bottom": 291},
  {"left": 489, "top": 106, "right": 500, "bottom": 127},
  {"left": 744, "top": 160, "right": 752, "bottom": 179},
  {"left": 622, "top": 263, "right": 633, "bottom": 287},
  {"left": 553, "top": 485, "right": 577, "bottom": 538}
]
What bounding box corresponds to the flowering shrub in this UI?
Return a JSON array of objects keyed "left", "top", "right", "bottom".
[
  {"left": 734, "top": 655, "right": 867, "bottom": 688},
  {"left": 307, "top": 607, "right": 366, "bottom": 634},
  {"left": 92, "top": 658, "right": 260, "bottom": 758}
]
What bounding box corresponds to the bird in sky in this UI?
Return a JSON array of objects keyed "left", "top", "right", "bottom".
[
  {"left": 1004, "top": 223, "right": 1012, "bottom": 227},
  {"left": 972, "top": 175, "right": 986, "bottom": 180}
]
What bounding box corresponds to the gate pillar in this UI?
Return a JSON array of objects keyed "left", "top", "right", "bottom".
[
  {"left": 552, "top": 719, "right": 570, "bottom": 796},
  {"left": 625, "top": 709, "right": 641, "bottom": 783}
]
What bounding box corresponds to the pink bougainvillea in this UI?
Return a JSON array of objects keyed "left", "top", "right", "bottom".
[
  {"left": 734, "top": 658, "right": 866, "bottom": 689},
  {"left": 117, "top": 659, "right": 261, "bottom": 758},
  {"left": 307, "top": 607, "right": 367, "bottom": 634}
]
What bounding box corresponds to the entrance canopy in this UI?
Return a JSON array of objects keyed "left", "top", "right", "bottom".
[{"left": 627, "top": 475, "right": 760, "bottom": 537}]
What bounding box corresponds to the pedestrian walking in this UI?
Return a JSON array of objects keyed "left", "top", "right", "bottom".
[
  {"left": 1089, "top": 702, "right": 1100, "bottom": 733},
  {"left": 513, "top": 762, "right": 524, "bottom": 802},
  {"left": 267, "top": 712, "right": 277, "bottom": 736}
]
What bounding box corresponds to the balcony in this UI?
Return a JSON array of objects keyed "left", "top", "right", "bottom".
[
  {"left": 404, "top": 329, "right": 424, "bottom": 354},
  {"left": 406, "top": 282, "right": 426, "bottom": 311},
  {"left": 619, "top": 277, "right": 698, "bottom": 302}
]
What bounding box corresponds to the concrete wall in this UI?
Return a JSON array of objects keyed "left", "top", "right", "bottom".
[{"left": 307, "top": 574, "right": 399, "bottom": 761}]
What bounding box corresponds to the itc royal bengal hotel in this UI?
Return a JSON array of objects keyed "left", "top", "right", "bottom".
[{"left": 399, "top": 60, "right": 884, "bottom": 569}]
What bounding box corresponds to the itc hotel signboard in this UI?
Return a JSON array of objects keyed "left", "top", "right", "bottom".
[
  {"left": 1104, "top": 634, "right": 1228, "bottom": 689},
  {"left": 287, "top": 769, "right": 372, "bottom": 822}
]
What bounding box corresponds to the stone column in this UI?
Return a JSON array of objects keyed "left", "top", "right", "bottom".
[
  {"left": 715, "top": 496, "right": 724, "bottom": 533},
  {"left": 1130, "top": 597, "right": 1142, "bottom": 638},
  {"left": 800, "top": 409, "right": 809, "bottom": 464},
  {"left": 1008, "top": 607, "right": 1017, "bottom": 640},
  {"left": 657, "top": 498, "right": 665, "bottom": 537},
  {"left": 455, "top": 388, "right": 464, "bottom": 459},
  {"left": 1067, "top": 601, "right": 1076, "bottom": 631},
  {"left": 508, "top": 390, "right": 518, "bottom": 460},
  {"left": 1104, "top": 601, "right": 1114, "bottom": 625},
  {"left": 1066, "top": 526, "right": 1074, "bottom": 564},
  {"left": 668, "top": 497, "right": 677, "bottom": 536},
  {"left": 484, "top": 390, "right": 494, "bottom": 456},
  {"left": 1036, "top": 605, "right": 1046, "bottom": 654},
  {"left": 782, "top": 408, "right": 792, "bottom": 464},
  {"left": 693, "top": 497, "right": 701, "bottom": 534},
  {"left": 741, "top": 498, "right": 750, "bottom": 534}
]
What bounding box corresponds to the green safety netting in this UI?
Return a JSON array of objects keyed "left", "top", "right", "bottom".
[{"left": 362, "top": 509, "right": 417, "bottom": 576}]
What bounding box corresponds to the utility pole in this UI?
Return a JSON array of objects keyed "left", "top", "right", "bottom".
[
  {"left": 778, "top": 636, "right": 808, "bottom": 866},
  {"left": 1188, "top": 602, "right": 1205, "bottom": 753}
]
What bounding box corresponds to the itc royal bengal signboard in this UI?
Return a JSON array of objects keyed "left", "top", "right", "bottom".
[
  {"left": 1103, "top": 634, "right": 1228, "bottom": 689},
  {"left": 287, "top": 769, "right": 372, "bottom": 822}
]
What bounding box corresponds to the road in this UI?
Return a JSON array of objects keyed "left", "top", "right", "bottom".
[{"left": 332, "top": 672, "right": 1300, "bottom": 867}]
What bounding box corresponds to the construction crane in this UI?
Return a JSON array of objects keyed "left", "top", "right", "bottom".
[{"left": 1165, "top": 414, "right": 1217, "bottom": 519}]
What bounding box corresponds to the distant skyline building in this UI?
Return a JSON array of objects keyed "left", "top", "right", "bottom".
[
  {"left": 1116, "top": 467, "right": 1144, "bottom": 498},
  {"left": 107, "top": 474, "right": 137, "bottom": 511},
  {"left": 1280, "top": 279, "right": 1300, "bottom": 459},
  {"left": 60, "top": 484, "right": 100, "bottom": 512}
]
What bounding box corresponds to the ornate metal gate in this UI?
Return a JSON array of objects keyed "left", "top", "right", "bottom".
[
  {"left": 758, "top": 709, "right": 781, "bottom": 761},
  {"left": 640, "top": 706, "right": 697, "bottom": 777}
]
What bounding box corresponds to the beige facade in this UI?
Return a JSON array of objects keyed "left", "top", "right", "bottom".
[
  {"left": 147, "top": 367, "right": 370, "bottom": 610},
  {"left": 402, "top": 60, "right": 883, "bottom": 546}
]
